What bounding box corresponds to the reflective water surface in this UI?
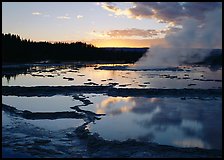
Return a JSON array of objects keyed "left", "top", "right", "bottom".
[
  {"left": 2, "top": 94, "right": 222, "bottom": 150},
  {"left": 2, "top": 64, "right": 222, "bottom": 89},
  {"left": 86, "top": 95, "right": 222, "bottom": 150},
  {"left": 2, "top": 63, "right": 222, "bottom": 156}
]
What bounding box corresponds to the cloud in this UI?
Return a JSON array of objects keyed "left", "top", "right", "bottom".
[
  {"left": 90, "top": 28, "right": 175, "bottom": 40},
  {"left": 32, "top": 12, "right": 42, "bottom": 15},
  {"left": 88, "top": 31, "right": 110, "bottom": 38},
  {"left": 32, "top": 12, "right": 51, "bottom": 18},
  {"left": 128, "top": 2, "right": 186, "bottom": 23},
  {"left": 57, "top": 16, "right": 71, "bottom": 20},
  {"left": 99, "top": 2, "right": 131, "bottom": 17},
  {"left": 135, "top": 7, "right": 222, "bottom": 69},
  {"left": 101, "top": 3, "right": 120, "bottom": 12},
  {"left": 76, "top": 15, "right": 83, "bottom": 19},
  {"left": 106, "top": 28, "right": 169, "bottom": 39},
  {"left": 99, "top": 2, "right": 222, "bottom": 50},
  {"left": 100, "top": 2, "right": 221, "bottom": 24}
]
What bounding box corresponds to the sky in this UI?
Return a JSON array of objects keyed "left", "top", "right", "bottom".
[{"left": 2, "top": 2, "right": 222, "bottom": 48}]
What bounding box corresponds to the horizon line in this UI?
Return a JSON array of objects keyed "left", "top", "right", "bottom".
[{"left": 2, "top": 32, "right": 151, "bottom": 48}]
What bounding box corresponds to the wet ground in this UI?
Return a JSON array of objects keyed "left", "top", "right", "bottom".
[{"left": 2, "top": 63, "right": 222, "bottom": 158}]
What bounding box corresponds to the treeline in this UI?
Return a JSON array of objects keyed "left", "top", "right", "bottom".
[{"left": 2, "top": 33, "right": 147, "bottom": 63}]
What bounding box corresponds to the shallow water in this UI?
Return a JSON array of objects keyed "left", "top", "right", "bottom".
[
  {"left": 2, "top": 63, "right": 222, "bottom": 157},
  {"left": 2, "top": 93, "right": 222, "bottom": 150},
  {"left": 2, "top": 95, "right": 82, "bottom": 112},
  {"left": 2, "top": 64, "right": 222, "bottom": 89},
  {"left": 85, "top": 95, "right": 222, "bottom": 150}
]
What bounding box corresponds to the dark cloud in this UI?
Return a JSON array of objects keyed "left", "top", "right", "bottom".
[
  {"left": 128, "top": 3, "right": 154, "bottom": 18},
  {"left": 104, "top": 5, "right": 120, "bottom": 12},
  {"left": 129, "top": 2, "right": 185, "bottom": 23},
  {"left": 101, "top": 2, "right": 221, "bottom": 24},
  {"left": 183, "top": 2, "right": 221, "bottom": 21}
]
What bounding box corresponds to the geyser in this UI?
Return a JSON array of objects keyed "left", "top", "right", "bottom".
[{"left": 134, "top": 8, "right": 222, "bottom": 69}]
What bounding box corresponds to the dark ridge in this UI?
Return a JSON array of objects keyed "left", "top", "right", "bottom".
[
  {"left": 2, "top": 86, "right": 222, "bottom": 97},
  {"left": 108, "top": 88, "right": 222, "bottom": 97},
  {"left": 95, "top": 66, "right": 185, "bottom": 71},
  {"left": 2, "top": 86, "right": 112, "bottom": 96},
  {"left": 2, "top": 103, "right": 104, "bottom": 122},
  {"left": 2, "top": 103, "right": 85, "bottom": 120}
]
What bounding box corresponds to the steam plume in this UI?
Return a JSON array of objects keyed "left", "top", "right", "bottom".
[{"left": 135, "top": 8, "right": 222, "bottom": 69}]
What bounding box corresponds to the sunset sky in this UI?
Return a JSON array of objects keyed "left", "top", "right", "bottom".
[{"left": 2, "top": 2, "right": 222, "bottom": 48}]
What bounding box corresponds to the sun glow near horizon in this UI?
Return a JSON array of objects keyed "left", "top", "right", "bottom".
[
  {"left": 89, "top": 38, "right": 167, "bottom": 48},
  {"left": 2, "top": 2, "right": 170, "bottom": 48},
  {"left": 2, "top": 2, "right": 222, "bottom": 49}
]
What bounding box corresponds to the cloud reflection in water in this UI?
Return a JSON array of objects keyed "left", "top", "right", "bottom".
[{"left": 91, "top": 96, "right": 221, "bottom": 150}]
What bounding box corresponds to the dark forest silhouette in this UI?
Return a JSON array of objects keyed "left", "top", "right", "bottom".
[
  {"left": 2, "top": 33, "right": 148, "bottom": 64},
  {"left": 2, "top": 33, "right": 221, "bottom": 65}
]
